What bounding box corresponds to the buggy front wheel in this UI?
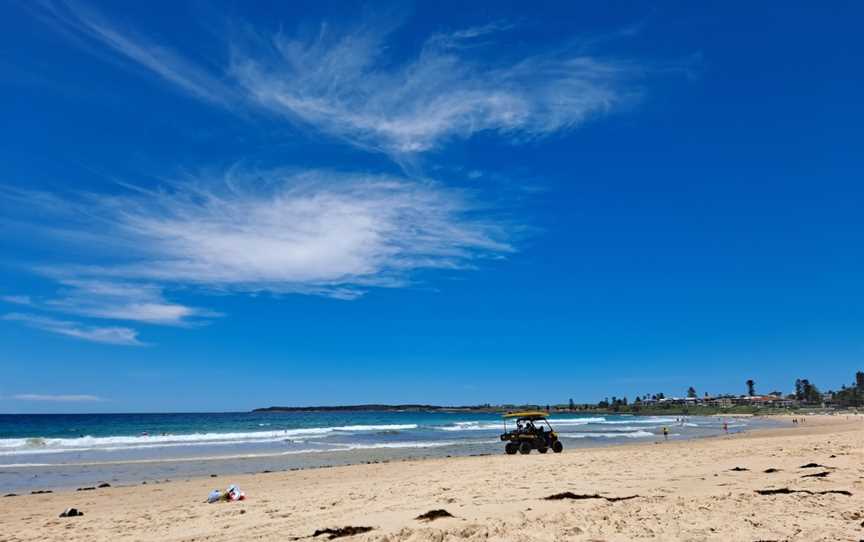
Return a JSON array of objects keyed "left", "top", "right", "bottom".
[
  {"left": 537, "top": 446, "right": 548, "bottom": 454},
  {"left": 552, "top": 440, "right": 564, "bottom": 453},
  {"left": 519, "top": 441, "right": 532, "bottom": 454},
  {"left": 504, "top": 442, "right": 518, "bottom": 455}
]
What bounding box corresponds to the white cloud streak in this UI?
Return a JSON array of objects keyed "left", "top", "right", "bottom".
[
  {"left": 41, "top": 279, "right": 215, "bottom": 326},
  {"left": 231, "top": 23, "right": 636, "bottom": 155},
  {"left": 2, "top": 313, "right": 144, "bottom": 346},
  {"left": 29, "top": 0, "right": 236, "bottom": 109},
  {"left": 33, "top": 3, "right": 639, "bottom": 157},
  {"left": 1, "top": 275, "right": 211, "bottom": 327},
  {"left": 16, "top": 169, "right": 513, "bottom": 300},
  {"left": 10, "top": 5, "right": 648, "bottom": 342},
  {"left": 12, "top": 393, "right": 103, "bottom": 402},
  {"left": 1, "top": 295, "right": 33, "bottom": 306}
]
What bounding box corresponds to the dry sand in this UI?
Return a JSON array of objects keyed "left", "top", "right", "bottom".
[{"left": 2, "top": 415, "right": 862, "bottom": 541}]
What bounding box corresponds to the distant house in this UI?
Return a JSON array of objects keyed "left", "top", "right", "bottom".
[
  {"left": 733, "top": 395, "right": 796, "bottom": 408},
  {"left": 694, "top": 394, "right": 794, "bottom": 408},
  {"left": 706, "top": 395, "right": 735, "bottom": 408},
  {"left": 658, "top": 397, "right": 687, "bottom": 405},
  {"left": 630, "top": 393, "right": 799, "bottom": 409}
]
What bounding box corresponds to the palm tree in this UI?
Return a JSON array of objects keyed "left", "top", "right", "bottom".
[{"left": 746, "top": 379, "right": 755, "bottom": 396}]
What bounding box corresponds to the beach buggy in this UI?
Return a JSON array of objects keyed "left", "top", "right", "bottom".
[{"left": 500, "top": 411, "right": 564, "bottom": 455}]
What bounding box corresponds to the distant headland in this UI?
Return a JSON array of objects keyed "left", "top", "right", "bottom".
[{"left": 252, "top": 404, "right": 499, "bottom": 413}]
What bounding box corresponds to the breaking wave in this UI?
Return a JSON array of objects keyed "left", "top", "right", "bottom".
[{"left": 0, "top": 424, "right": 419, "bottom": 456}]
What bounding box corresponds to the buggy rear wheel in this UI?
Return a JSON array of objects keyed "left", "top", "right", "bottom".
[
  {"left": 505, "top": 442, "right": 518, "bottom": 455},
  {"left": 552, "top": 440, "right": 564, "bottom": 453},
  {"left": 537, "top": 446, "right": 548, "bottom": 454},
  {"left": 519, "top": 441, "right": 532, "bottom": 454}
]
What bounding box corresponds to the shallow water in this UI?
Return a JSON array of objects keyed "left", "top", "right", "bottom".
[{"left": 0, "top": 412, "right": 781, "bottom": 492}]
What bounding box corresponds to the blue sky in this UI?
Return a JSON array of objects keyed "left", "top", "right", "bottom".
[{"left": 1, "top": 1, "right": 862, "bottom": 413}]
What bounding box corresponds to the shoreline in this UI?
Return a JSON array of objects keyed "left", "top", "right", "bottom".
[
  {"left": 0, "top": 416, "right": 864, "bottom": 542},
  {"left": 3, "top": 415, "right": 861, "bottom": 541},
  {"left": 0, "top": 414, "right": 776, "bottom": 494}
]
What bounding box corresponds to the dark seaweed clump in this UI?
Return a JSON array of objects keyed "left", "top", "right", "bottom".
[
  {"left": 312, "top": 526, "right": 374, "bottom": 539},
  {"left": 755, "top": 488, "right": 851, "bottom": 496},
  {"left": 545, "top": 492, "right": 639, "bottom": 502},
  {"left": 415, "top": 509, "right": 455, "bottom": 521}
]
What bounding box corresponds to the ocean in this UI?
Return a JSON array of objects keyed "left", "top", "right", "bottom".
[{"left": 0, "top": 411, "right": 779, "bottom": 493}]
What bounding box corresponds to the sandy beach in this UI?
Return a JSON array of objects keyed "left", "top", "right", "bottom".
[{"left": 2, "top": 415, "right": 861, "bottom": 541}]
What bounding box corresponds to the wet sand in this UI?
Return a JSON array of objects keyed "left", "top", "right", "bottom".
[{"left": 2, "top": 415, "right": 862, "bottom": 541}]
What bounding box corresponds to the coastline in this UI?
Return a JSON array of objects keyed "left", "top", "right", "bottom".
[
  {"left": 2, "top": 414, "right": 861, "bottom": 541},
  {"left": 0, "top": 413, "right": 777, "bottom": 494}
]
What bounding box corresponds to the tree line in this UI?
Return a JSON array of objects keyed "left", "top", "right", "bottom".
[{"left": 566, "top": 370, "right": 864, "bottom": 410}]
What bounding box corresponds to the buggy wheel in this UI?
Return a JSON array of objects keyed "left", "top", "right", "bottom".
[
  {"left": 537, "top": 446, "right": 548, "bottom": 454},
  {"left": 505, "top": 442, "right": 518, "bottom": 455},
  {"left": 552, "top": 440, "right": 564, "bottom": 453},
  {"left": 519, "top": 441, "right": 532, "bottom": 454}
]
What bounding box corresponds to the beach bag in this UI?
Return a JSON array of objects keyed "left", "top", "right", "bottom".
[{"left": 226, "top": 484, "right": 245, "bottom": 501}]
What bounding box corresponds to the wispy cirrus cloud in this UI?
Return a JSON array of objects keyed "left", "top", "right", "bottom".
[
  {"left": 13, "top": 169, "right": 512, "bottom": 296},
  {"left": 27, "top": 0, "right": 237, "bottom": 109},
  {"left": 230, "top": 22, "right": 637, "bottom": 156},
  {"left": 0, "top": 295, "right": 33, "bottom": 306},
  {"left": 12, "top": 393, "right": 104, "bottom": 402},
  {"left": 2, "top": 313, "right": 144, "bottom": 346},
  {"left": 13, "top": 279, "right": 217, "bottom": 326},
  {"left": 1, "top": 167, "right": 514, "bottom": 344},
  {"left": 31, "top": 2, "right": 641, "bottom": 157},
  {"left": 9, "top": 4, "right": 656, "bottom": 345}
]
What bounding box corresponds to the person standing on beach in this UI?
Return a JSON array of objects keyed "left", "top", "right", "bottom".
[
  {"left": 662, "top": 427, "right": 669, "bottom": 440},
  {"left": 723, "top": 421, "right": 728, "bottom": 434}
]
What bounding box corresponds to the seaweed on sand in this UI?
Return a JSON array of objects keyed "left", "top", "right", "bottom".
[
  {"left": 311, "top": 526, "right": 374, "bottom": 539},
  {"left": 545, "top": 492, "right": 639, "bottom": 502},
  {"left": 415, "top": 509, "right": 455, "bottom": 521},
  {"left": 754, "top": 488, "right": 851, "bottom": 496}
]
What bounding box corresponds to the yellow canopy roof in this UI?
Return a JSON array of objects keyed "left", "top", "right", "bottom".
[{"left": 503, "top": 411, "right": 548, "bottom": 419}]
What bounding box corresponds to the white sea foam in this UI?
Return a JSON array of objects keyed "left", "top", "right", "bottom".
[
  {"left": 0, "top": 439, "right": 501, "bottom": 468},
  {"left": 439, "top": 417, "right": 606, "bottom": 432},
  {"left": 559, "top": 430, "right": 654, "bottom": 439},
  {"left": 546, "top": 417, "right": 606, "bottom": 425},
  {"left": 0, "top": 415, "right": 742, "bottom": 460},
  {"left": 331, "top": 439, "right": 497, "bottom": 451},
  {"left": 575, "top": 425, "right": 661, "bottom": 432},
  {"left": 0, "top": 424, "right": 418, "bottom": 455},
  {"left": 601, "top": 417, "right": 679, "bottom": 425},
  {"left": 438, "top": 421, "right": 502, "bottom": 432}
]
